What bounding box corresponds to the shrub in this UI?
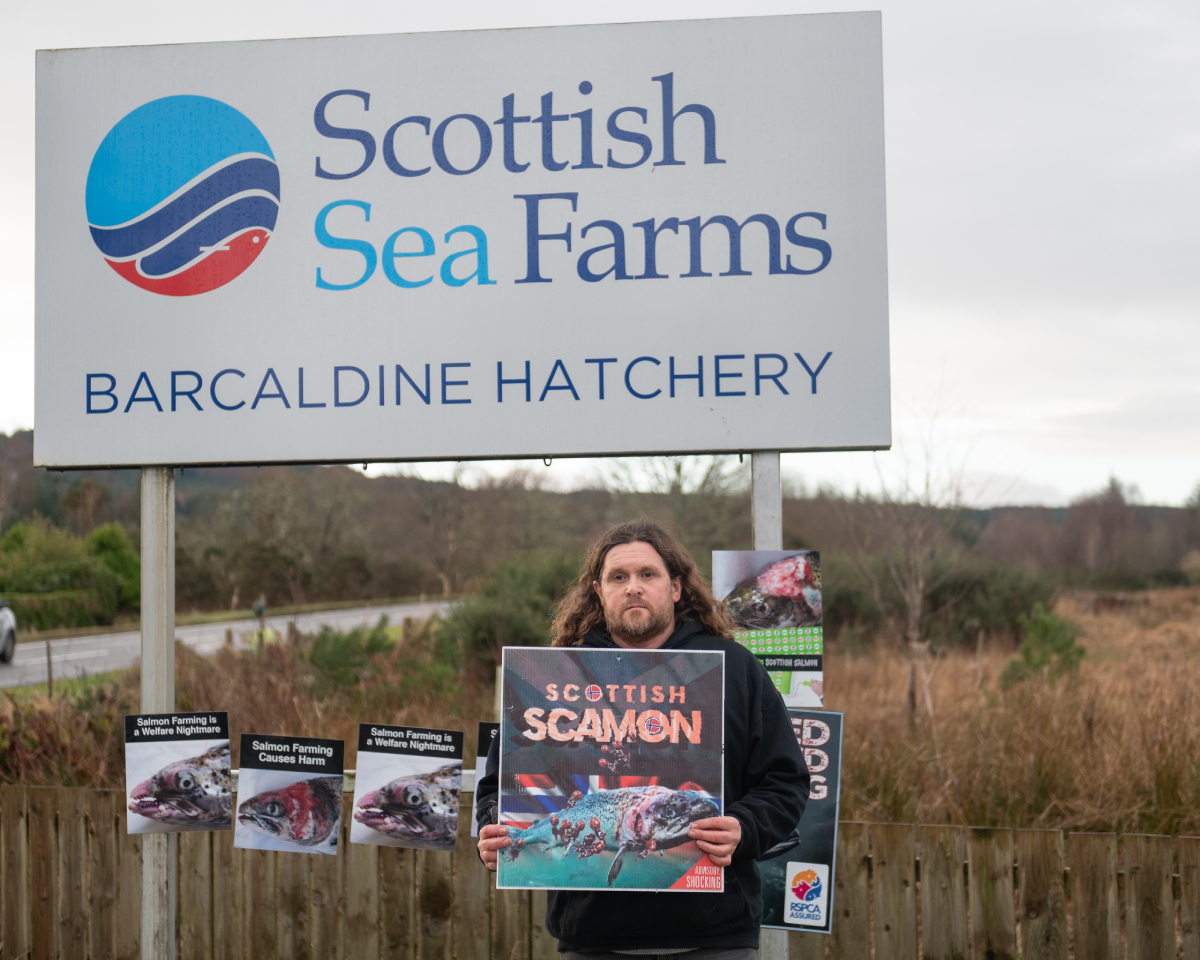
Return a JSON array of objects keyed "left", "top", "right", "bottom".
[
  {"left": 0, "top": 518, "right": 136, "bottom": 628},
  {"left": 307, "top": 615, "right": 396, "bottom": 689},
  {"left": 1000, "top": 603, "right": 1085, "bottom": 689},
  {"left": 85, "top": 523, "right": 141, "bottom": 609}
]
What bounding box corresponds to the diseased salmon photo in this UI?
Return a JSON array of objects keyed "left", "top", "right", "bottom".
[
  {"left": 237, "top": 777, "right": 343, "bottom": 850},
  {"left": 722, "top": 555, "right": 822, "bottom": 629},
  {"left": 128, "top": 743, "right": 232, "bottom": 827},
  {"left": 502, "top": 785, "right": 719, "bottom": 887},
  {"left": 354, "top": 763, "right": 461, "bottom": 849},
  {"left": 350, "top": 724, "right": 465, "bottom": 851}
]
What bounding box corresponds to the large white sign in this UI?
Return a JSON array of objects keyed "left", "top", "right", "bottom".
[{"left": 35, "top": 14, "right": 890, "bottom": 467}]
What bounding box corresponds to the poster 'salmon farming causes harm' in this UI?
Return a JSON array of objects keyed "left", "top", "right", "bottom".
[
  {"left": 713, "top": 551, "right": 823, "bottom": 707},
  {"left": 497, "top": 647, "right": 724, "bottom": 892},
  {"left": 351, "top": 723, "right": 465, "bottom": 851},
  {"left": 234, "top": 733, "right": 345, "bottom": 855},
  {"left": 124, "top": 711, "right": 232, "bottom": 834}
]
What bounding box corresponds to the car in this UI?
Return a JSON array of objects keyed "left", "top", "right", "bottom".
[{"left": 0, "top": 600, "right": 14, "bottom": 663}]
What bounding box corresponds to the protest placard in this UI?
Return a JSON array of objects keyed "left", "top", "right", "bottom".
[
  {"left": 759, "top": 709, "right": 843, "bottom": 932},
  {"left": 713, "top": 551, "right": 823, "bottom": 706},
  {"left": 124, "top": 711, "right": 231, "bottom": 834},
  {"left": 497, "top": 646, "right": 724, "bottom": 891},
  {"left": 351, "top": 723, "right": 464, "bottom": 850},
  {"left": 234, "top": 733, "right": 345, "bottom": 855}
]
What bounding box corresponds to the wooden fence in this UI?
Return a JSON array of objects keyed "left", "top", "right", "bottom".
[{"left": 2, "top": 785, "right": 1199, "bottom": 959}]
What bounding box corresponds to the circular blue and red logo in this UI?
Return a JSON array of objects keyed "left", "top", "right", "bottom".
[
  {"left": 584, "top": 684, "right": 603, "bottom": 701},
  {"left": 791, "top": 869, "right": 822, "bottom": 902},
  {"left": 85, "top": 95, "right": 280, "bottom": 296},
  {"left": 643, "top": 715, "right": 663, "bottom": 736}
]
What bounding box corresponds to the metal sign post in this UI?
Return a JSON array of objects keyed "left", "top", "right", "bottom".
[
  {"left": 140, "top": 466, "right": 176, "bottom": 960},
  {"left": 752, "top": 450, "right": 788, "bottom": 960}
]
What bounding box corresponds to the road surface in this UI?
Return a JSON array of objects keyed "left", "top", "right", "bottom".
[{"left": 0, "top": 600, "right": 450, "bottom": 690}]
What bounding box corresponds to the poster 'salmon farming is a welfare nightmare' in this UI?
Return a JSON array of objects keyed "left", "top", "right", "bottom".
[
  {"left": 351, "top": 723, "right": 464, "bottom": 851},
  {"left": 497, "top": 646, "right": 724, "bottom": 892},
  {"left": 124, "top": 711, "right": 232, "bottom": 834}
]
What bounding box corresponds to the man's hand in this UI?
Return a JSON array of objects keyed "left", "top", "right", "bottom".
[
  {"left": 477, "top": 823, "right": 511, "bottom": 871},
  {"left": 688, "top": 816, "right": 742, "bottom": 867}
]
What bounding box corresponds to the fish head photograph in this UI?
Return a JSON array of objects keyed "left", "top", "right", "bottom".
[{"left": 235, "top": 772, "right": 344, "bottom": 853}]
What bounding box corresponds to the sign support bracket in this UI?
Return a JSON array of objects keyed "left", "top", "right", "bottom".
[{"left": 140, "top": 465, "right": 177, "bottom": 960}]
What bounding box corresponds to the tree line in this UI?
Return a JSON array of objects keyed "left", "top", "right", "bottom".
[{"left": 1, "top": 429, "right": 1199, "bottom": 646}]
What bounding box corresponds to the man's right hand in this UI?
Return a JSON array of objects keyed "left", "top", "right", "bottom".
[{"left": 477, "top": 823, "right": 511, "bottom": 871}]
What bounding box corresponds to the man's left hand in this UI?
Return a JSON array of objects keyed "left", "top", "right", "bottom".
[{"left": 688, "top": 816, "right": 742, "bottom": 867}]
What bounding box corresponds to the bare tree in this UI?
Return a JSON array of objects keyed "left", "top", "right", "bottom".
[
  {"left": 403, "top": 466, "right": 477, "bottom": 595},
  {"left": 0, "top": 435, "right": 14, "bottom": 536},
  {"left": 603, "top": 456, "right": 750, "bottom": 564},
  {"left": 62, "top": 476, "right": 110, "bottom": 533},
  {"left": 832, "top": 414, "right": 976, "bottom": 724}
]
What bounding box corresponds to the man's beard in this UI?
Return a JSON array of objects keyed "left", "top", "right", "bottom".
[{"left": 605, "top": 598, "right": 675, "bottom": 643}]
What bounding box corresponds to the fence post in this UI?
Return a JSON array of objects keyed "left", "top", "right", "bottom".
[
  {"left": 1015, "top": 829, "right": 1067, "bottom": 960},
  {"left": 141, "top": 465, "right": 177, "bottom": 960},
  {"left": 967, "top": 828, "right": 1016, "bottom": 960},
  {"left": 918, "top": 825, "right": 967, "bottom": 960},
  {"left": 1068, "top": 833, "right": 1119, "bottom": 960}
]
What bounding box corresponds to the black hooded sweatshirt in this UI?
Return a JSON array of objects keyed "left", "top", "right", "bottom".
[{"left": 475, "top": 621, "right": 809, "bottom": 953}]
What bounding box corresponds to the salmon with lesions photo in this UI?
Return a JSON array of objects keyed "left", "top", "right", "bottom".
[
  {"left": 237, "top": 776, "right": 343, "bottom": 849},
  {"left": 354, "top": 762, "right": 461, "bottom": 850},
  {"left": 128, "top": 742, "right": 232, "bottom": 827}
]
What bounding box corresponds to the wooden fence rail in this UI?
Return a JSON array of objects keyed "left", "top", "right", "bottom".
[{"left": 2, "top": 786, "right": 1200, "bottom": 959}]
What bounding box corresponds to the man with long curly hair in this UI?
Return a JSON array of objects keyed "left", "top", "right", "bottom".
[{"left": 476, "top": 518, "right": 809, "bottom": 959}]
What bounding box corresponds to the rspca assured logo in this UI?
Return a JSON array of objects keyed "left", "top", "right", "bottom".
[
  {"left": 85, "top": 95, "right": 280, "bottom": 296},
  {"left": 784, "top": 862, "right": 829, "bottom": 927}
]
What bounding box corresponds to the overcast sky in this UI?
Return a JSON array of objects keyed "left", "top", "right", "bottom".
[{"left": 3, "top": 0, "right": 1197, "bottom": 505}]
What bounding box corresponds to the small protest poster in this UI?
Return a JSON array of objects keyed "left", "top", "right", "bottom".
[
  {"left": 713, "top": 550, "right": 823, "bottom": 707},
  {"left": 471, "top": 721, "right": 500, "bottom": 838},
  {"left": 234, "top": 733, "right": 344, "bottom": 855},
  {"left": 759, "top": 709, "right": 843, "bottom": 933},
  {"left": 124, "top": 711, "right": 231, "bottom": 834},
  {"left": 497, "top": 646, "right": 725, "bottom": 892},
  {"left": 350, "top": 723, "right": 464, "bottom": 850}
]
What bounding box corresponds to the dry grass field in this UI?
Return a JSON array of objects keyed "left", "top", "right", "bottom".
[
  {"left": 832, "top": 587, "right": 1200, "bottom": 834},
  {"left": 2, "top": 589, "right": 1199, "bottom": 837}
]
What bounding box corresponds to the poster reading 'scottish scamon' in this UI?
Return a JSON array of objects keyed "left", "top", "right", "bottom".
[
  {"left": 713, "top": 551, "right": 823, "bottom": 707},
  {"left": 124, "top": 711, "right": 231, "bottom": 834},
  {"left": 351, "top": 723, "right": 464, "bottom": 851},
  {"left": 497, "top": 646, "right": 725, "bottom": 892},
  {"left": 235, "top": 734, "right": 345, "bottom": 855}
]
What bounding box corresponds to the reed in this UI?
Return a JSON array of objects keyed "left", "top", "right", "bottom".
[
  {"left": 833, "top": 588, "right": 1200, "bottom": 834},
  {"left": 2, "top": 589, "right": 1198, "bottom": 837}
]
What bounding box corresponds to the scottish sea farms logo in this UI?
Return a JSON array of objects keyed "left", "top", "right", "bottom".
[
  {"left": 85, "top": 95, "right": 279, "bottom": 296},
  {"left": 784, "top": 862, "right": 829, "bottom": 927}
]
